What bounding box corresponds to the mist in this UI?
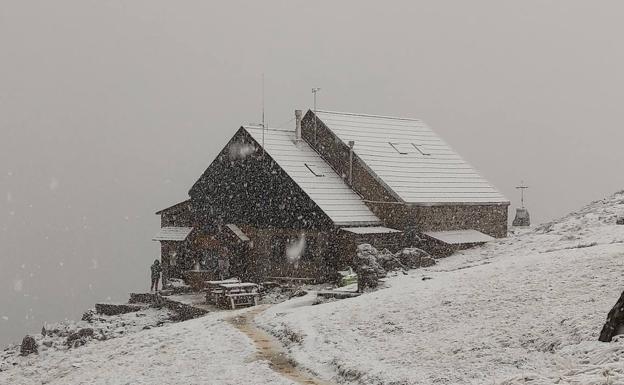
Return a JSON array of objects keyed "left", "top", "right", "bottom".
[{"left": 2, "top": 0, "right": 624, "bottom": 345}]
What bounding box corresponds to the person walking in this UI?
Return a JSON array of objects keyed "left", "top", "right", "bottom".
[{"left": 150, "top": 259, "right": 162, "bottom": 292}]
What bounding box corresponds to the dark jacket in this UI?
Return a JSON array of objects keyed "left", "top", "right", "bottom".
[{"left": 151, "top": 263, "right": 162, "bottom": 279}]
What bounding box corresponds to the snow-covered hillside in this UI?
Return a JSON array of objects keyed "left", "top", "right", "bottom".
[
  {"left": 258, "top": 191, "right": 624, "bottom": 384},
  {"left": 3, "top": 191, "right": 624, "bottom": 385}
]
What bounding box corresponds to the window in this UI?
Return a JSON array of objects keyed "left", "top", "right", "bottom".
[
  {"left": 304, "top": 163, "right": 325, "bottom": 177},
  {"left": 389, "top": 142, "right": 430, "bottom": 156}
]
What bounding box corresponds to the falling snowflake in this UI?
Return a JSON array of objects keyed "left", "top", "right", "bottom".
[
  {"left": 90, "top": 258, "right": 98, "bottom": 270},
  {"left": 13, "top": 278, "right": 23, "bottom": 292},
  {"left": 49, "top": 177, "right": 59, "bottom": 191},
  {"left": 6, "top": 192, "right": 12, "bottom": 203},
  {"left": 286, "top": 233, "right": 306, "bottom": 269},
  {"left": 1, "top": 316, "right": 8, "bottom": 321}
]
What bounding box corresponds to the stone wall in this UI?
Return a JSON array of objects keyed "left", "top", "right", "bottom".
[{"left": 367, "top": 202, "right": 509, "bottom": 238}]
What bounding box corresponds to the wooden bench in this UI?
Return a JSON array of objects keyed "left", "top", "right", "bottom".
[{"left": 225, "top": 292, "right": 259, "bottom": 309}]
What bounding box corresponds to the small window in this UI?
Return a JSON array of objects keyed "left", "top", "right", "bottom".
[
  {"left": 305, "top": 163, "right": 325, "bottom": 177},
  {"left": 389, "top": 142, "right": 430, "bottom": 156}
]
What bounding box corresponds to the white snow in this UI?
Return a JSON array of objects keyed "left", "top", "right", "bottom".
[
  {"left": 0, "top": 310, "right": 296, "bottom": 385},
  {"left": 3, "top": 190, "right": 624, "bottom": 385},
  {"left": 257, "top": 190, "right": 624, "bottom": 384}
]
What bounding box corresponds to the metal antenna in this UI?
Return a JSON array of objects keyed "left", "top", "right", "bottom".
[
  {"left": 516, "top": 180, "right": 529, "bottom": 208},
  {"left": 312, "top": 87, "right": 321, "bottom": 142},
  {"left": 262, "top": 74, "right": 265, "bottom": 157}
]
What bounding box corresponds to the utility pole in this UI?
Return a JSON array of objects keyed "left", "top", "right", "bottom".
[{"left": 312, "top": 87, "right": 321, "bottom": 142}]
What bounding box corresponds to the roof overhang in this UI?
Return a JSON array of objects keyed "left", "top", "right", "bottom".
[
  {"left": 152, "top": 227, "right": 193, "bottom": 241},
  {"left": 423, "top": 229, "right": 494, "bottom": 245},
  {"left": 341, "top": 226, "right": 402, "bottom": 235}
]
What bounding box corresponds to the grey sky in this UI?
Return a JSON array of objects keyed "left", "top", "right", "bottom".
[{"left": 2, "top": 0, "right": 623, "bottom": 344}]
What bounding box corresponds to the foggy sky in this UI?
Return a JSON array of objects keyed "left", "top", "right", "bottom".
[{"left": 2, "top": 0, "right": 624, "bottom": 345}]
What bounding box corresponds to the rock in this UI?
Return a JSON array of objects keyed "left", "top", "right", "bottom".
[
  {"left": 398, "top": 247, "right": 433, "bottom": 268},
  {"left": 81, "top": 309, "right": 95, "bottom": 322},
  {"left": 419, "top": 255, "right": 436, "bottom": 267},
  {"left": 288, "top": 289, "right": 307, "bottom": 299},
  {"left": 376, "top": 248, "right": 405, "bottom": 271},
  {"left": 65, "top": 328, "right": 94, "bottom": 348},
  {"left": 599, "top": 290, "right": 624, "bottom": 342},
  {"left": 20, "top": 335, "right": 38, "bottom": 356},
  {"left": 354, "top": 244, "right": 387, "bottom": 292},
  {"left": 616, "top": 216, "right": 624, "bottom": 225},
  {"left": 78, "top": 328, "right": 94, "bottom": 338},
  {"left": 42, "top": 340, "right": 53, "bottom": 348}
]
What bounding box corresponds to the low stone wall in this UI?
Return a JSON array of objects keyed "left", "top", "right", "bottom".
[
  {"left": 128, "top": 293, "right": 208, "bottom": 321},
  {"left": 95, "top": 303, "right": 144, "bottom": 316}
]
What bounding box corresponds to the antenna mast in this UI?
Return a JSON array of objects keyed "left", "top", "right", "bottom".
[
  {"left": 312, "top": 87, "right": 321, "bottom": 142},
  {"left": 262, "top": 74, "right": 265, "bottom": 157}
]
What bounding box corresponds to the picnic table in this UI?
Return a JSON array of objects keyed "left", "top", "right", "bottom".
[
  {"left": 204, "top": 278, "right": 241, "bottom": 304},
  {"left": 205, "top": 280, "right": 259, "bottom": 309}
]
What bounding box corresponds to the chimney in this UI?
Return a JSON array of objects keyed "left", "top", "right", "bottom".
[
  {"left": 295, "top": 110, "right": 303, "bottom": 141},
  {"left": 348, "top": 140, "right": 355, "bottom": 186}
]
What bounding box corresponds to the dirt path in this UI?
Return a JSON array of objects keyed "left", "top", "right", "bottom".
[{"left": 229, "top": 306, "right": 333, "bottom": 385}]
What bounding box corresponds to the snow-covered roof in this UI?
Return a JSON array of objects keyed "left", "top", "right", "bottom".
[
  {"left": 423, "top": 229, "right": 494, "bottom": 245},
  {"left": 314, "top": 110, "right": 509, "bottom": 205},
  {"left": 244, "top": 126, "right": 381, "bottom": 226},
  {"left": 152, "top": 227, "right": 193, "bottom": 241},
  {"left": 341, "top": 226, "right": 402, "bottom": 234}
]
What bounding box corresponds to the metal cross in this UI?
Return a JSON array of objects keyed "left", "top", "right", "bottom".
[{"left": 516, "top": 180, "right": 529, "bottom": 208}]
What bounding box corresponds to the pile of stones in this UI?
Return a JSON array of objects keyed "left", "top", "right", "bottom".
[{"left": 353, "top": 244, "right": 436, "bottom": 292}]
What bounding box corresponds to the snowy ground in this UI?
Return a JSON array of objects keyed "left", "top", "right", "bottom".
[
  {"left": 3, "top": 191, "right": 624, "bottom": 384},
  {"left": 258, "top": 192, "right": 624, "bottom": 385},
  {"left": 0, "top": 309, "right": 297, "bottom": 385}
]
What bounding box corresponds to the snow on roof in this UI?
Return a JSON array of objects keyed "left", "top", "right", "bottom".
[
  {"left": 152, "top": 227, "right": 193, "bottom": 241},
  {"left": 243, "top": 126, "right": 381, "bottom": 226},
  {"left": 341, "top": 226, "right": 402, "bottom": 234},
  {"left": 314, "top": 110, "right": 509, "bottom": 205},
  {"left": 225, "top": 224, "right": 251, "bottom": 242},
  {"left": 423, "top": 229, "right": 495, "bottom": 245}
]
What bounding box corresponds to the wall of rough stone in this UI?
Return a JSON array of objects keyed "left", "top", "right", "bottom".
[{"left": 366, "top": 202, "right": 509, "bottom": 238}]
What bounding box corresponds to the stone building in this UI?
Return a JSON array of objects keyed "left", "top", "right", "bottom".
[{"left": 154, "top": 109, "right": 509, "bottom": 282}]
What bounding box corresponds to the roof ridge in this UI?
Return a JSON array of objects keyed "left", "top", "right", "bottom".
[
  {"left": 314, "top": 109, "right": 421, "bottom": 122},
  {"left": 242, "top": 125, "right": 294, "bottom": 133}
]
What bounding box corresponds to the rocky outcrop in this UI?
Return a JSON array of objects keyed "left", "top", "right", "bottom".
[
  {"left": 20, "top": 335, "right": 37, "bottom": 356},
  {"left": 599, "top": 290, "right": 624, "bottom": 342}
]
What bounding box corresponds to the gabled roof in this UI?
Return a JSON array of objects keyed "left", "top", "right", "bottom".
[
  {"left": 313, "top": 110, "right": 509, "bottom": 205},
  {"left": 153, "top": 227, "right": 193, "bottom": 241},
  {"left": 243, "top": 126, "right": 381, "bottom": 226}
]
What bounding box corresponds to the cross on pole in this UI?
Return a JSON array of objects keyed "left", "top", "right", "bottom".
[{"left": 516, "top": 180, "right": 529, "bottom": 208}]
